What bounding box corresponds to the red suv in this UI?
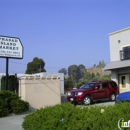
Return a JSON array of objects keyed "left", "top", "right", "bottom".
[{"left": 67, "top": 80, "right": 119, "bottom": 105}]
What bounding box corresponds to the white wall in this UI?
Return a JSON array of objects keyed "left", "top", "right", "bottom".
[
  {"left": 111, "top": 70, "right": 118, "bottom": 84},
  {"left": 32, "top": 72, "right": 64, "bottom": 94},
  {"left": 19, "top": 76, "right": 61, "bottom": 111},
  {"left": 109, "top": 28, "right": 130, "bottom": 62},
  {"left": 0, "top": 72, "right": 64, "bottom": 94}
]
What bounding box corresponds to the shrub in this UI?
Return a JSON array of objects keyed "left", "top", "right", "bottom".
[
  {"left": 0, "top": 91, "right": 29, "bottom": 117},
  {"left": 1, "top": 75, "right": 18, "bottom": 92},
  {"left": 22, "top": 102, "right": 130, "bottom": 130},
  {"left": 11, "top": 100, "right": 29, "bottom": 114},
  {"left": 0, "top": 99, "right": 9, "bottom": 117},
  {"left": 0, "top": 90, "right": 20, "bottom": 113}
]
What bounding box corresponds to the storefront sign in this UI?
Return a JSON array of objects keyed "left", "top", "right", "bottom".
[{"left": 0, "top": 35, "right": 23, "bottom": 59}]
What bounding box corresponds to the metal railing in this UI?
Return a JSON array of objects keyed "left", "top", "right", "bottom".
[{"left": 120, "top": 50, "right": 130, "bottom": 60}]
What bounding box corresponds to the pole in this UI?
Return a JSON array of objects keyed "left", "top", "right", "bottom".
[{"left": 5, "top": 57, "right": 9, "bottom": 90}]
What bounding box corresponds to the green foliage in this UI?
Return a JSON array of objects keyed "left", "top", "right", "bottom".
[
  {"left": 68, "top": 65, "right": 78, "bottom": 83},
  {"left": 25, "top": 57, "right": 46, "bottom": 74},
  {"left": 77, "top": 81, "right": 86, "bottom": 88},
  {"left": 22, "top": 102, "right": 130, "bottom": 130},
  {"left": 58, "top": 68, "right": 67, "bottom": 75},
  {"left": 64, "top": 76, "right": 74, "bottom": 89},
  {"left": 11, "top": 100, "right": 29, "bottom": 114},
  {"left": 92, "top": 75, "right": 111, "bottom": 82},
  {"left": 0, "top": 91, "right": 29, "bottom": 117},
  {"left": 68, "top": 64, "right": 85, "bottom": 84},
  {"left": 67, "top": 61, "right": 108, "bottom": 86},
  {"left": 0, "top": 99, "right": 9, "bottom": 117},
  {"left": 83, "top": 72, "right": 111, "bottom": 83},
  {"left": 100, "top": 75, "right": 111, "bottom": 81},
  {"left": 1, "top": 75, "right": 18, "bottom": 92},
  {"left": 83, "top": 72, "right": 93, "bottom": 82},
  {"left": 1, "top": 76, "right": 5, "bottom": 90},
  {"left": 96, "top": 60, "right": 106, "bottom": 68}
]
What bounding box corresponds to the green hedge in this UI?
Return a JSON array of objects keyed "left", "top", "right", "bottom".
[
  {"left": 0, "top": 99, "right": 9, "bottom": 117},
  {"left": 11, "top": 99, "right": 29, "bottom": 114},
  {"left": 1, "top": 75, "right": 18, "bottom": 92},
  {"left": 0, "top": 91, "right": 29, "bottom": 117},
  {"left": 22, "top": 102, "right": 130, "bottom": 130}
]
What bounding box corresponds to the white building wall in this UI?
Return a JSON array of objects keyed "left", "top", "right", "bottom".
[
  {"left": 19, "top": 76, "right": 61, "bottom": 111},
  {"left": 33, "top": 72, "right": 64, "bottom": 94},
  {"left": 111, "top": 70, "right": 118, "bottom": 84},
  {"left": 109, "top": 28, "right": 130, "bottom": 62}
]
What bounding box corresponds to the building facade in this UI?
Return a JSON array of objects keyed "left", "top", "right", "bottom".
[
  {"left": 104, "top": 27, "right": 130, "bottom": 93},
  {"left": 32, "top": 72, "right": 64, "bottom": 94},
  {"left": 19, "top": 76, "right": 61, "bottom": 111},
  {"left": 0, "top": 72, "right": 64, "bottom": 94}
]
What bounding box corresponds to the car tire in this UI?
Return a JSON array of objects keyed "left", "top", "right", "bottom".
[
  {"left": 110, "top": 93, "right": 116, "bottom": 101},
  {"left": 83, "top": 96, "right": 92, "bottom": 105}
]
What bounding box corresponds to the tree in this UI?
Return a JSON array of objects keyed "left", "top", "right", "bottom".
[
  {"left": 83, "top": 72, "right": 92, "bottom": 82},
  {"left": 91, "top": 73, "right": 95, "bottom": 79},
  {"left": 25, "top": 57, "right": 46, "bottom": 74},
  {"left": 68, "top": 64, "right": 86, "bottom": 84},
  {"left": 58, "top": 68, "right": 67, "bottom": 75},
  {"left": 1, "top": 75, "right": 18, "bottom": 92},
  {"left": 93, "top": 64, "right": 96, "bottom": 68},
  {"left": 102, "top": 60, "right": 106, "bottom": 68},
  {"left": 64, "top": 76, "right": 74, "bottom": 89},
  {"left": 97, "top": 60, "right": 106, "bottom": 68},
  {"left": 78, "top": 64, "right": 86, "bottom": 79},
  {"left": 68, "top": 65, "right": 78, "bottom": 84},
  {"left": 77, "top": 81, "right": 86, "bottom": 88}
]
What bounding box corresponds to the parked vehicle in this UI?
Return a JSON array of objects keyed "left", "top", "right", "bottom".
[
  {"left": 116, "top": 91, "right": 130, "bottom": 103},
  {"left": 67, "top": 80, "right": 119, "bottom": 105}
]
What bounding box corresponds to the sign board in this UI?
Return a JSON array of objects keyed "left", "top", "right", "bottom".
[{"left": 0, "top": 35, "right": 23, "bottom": 59}]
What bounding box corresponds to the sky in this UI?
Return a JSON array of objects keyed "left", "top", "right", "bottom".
[{"left": 0, "top": 0, "right": 130, "bottom": 74}]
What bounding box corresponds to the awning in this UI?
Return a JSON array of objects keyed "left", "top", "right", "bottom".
[{"left": 104, "top": 60, "right": 130, "bottom": 70}]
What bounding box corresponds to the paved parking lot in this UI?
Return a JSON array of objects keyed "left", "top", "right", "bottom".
[{"left": 91, "top": 101, "right": 115, "bottom": 106}]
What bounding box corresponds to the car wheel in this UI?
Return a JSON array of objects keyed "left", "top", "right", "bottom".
[
  {"left": 83, "top": 96, "right": 92, "bottom": 105},
  {"left": 110, "top": 93, "right": 116, "bottom": 101}
]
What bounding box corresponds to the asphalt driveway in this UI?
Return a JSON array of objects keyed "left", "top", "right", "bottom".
[{"left": 0, "top": 114, "right": 27, "bottom": 130}]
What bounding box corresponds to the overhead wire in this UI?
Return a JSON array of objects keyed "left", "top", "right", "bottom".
[
  {"left": 9, "top": 61, "right": 64, "bottom": 69},
  {"left": 0, "top": 61, "right": 66, "bottom": 73}
]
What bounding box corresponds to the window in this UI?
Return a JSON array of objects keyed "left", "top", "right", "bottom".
[
  {"left": 121, "top": 76, "right": 126, "bottom": 88},
  {"left": 110, "top": 82, "right": 117, "bottom": 87},
  {"left": 123, "top": 46, "right": 130, "bottom": 59},
  {"left": 120, "top": 46, "right": 130, "bottom": 60},
  {"left": 80, "top": 83, "right": 94, "bottom": 89},
  {"left": 95, "top": 84, "right": 101, "bottom": 89},
  {"left": 102, "top": 83, "right": 109, "bottom": 89}
]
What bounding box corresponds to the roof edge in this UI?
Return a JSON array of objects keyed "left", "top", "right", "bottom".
[{"left": 109, "top": 27, "right": 130, "bottom": 36}]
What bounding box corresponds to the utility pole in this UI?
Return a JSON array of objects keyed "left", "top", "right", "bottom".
[{"left": 5, "top": 57, "right": 9, "bottom": 90}]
